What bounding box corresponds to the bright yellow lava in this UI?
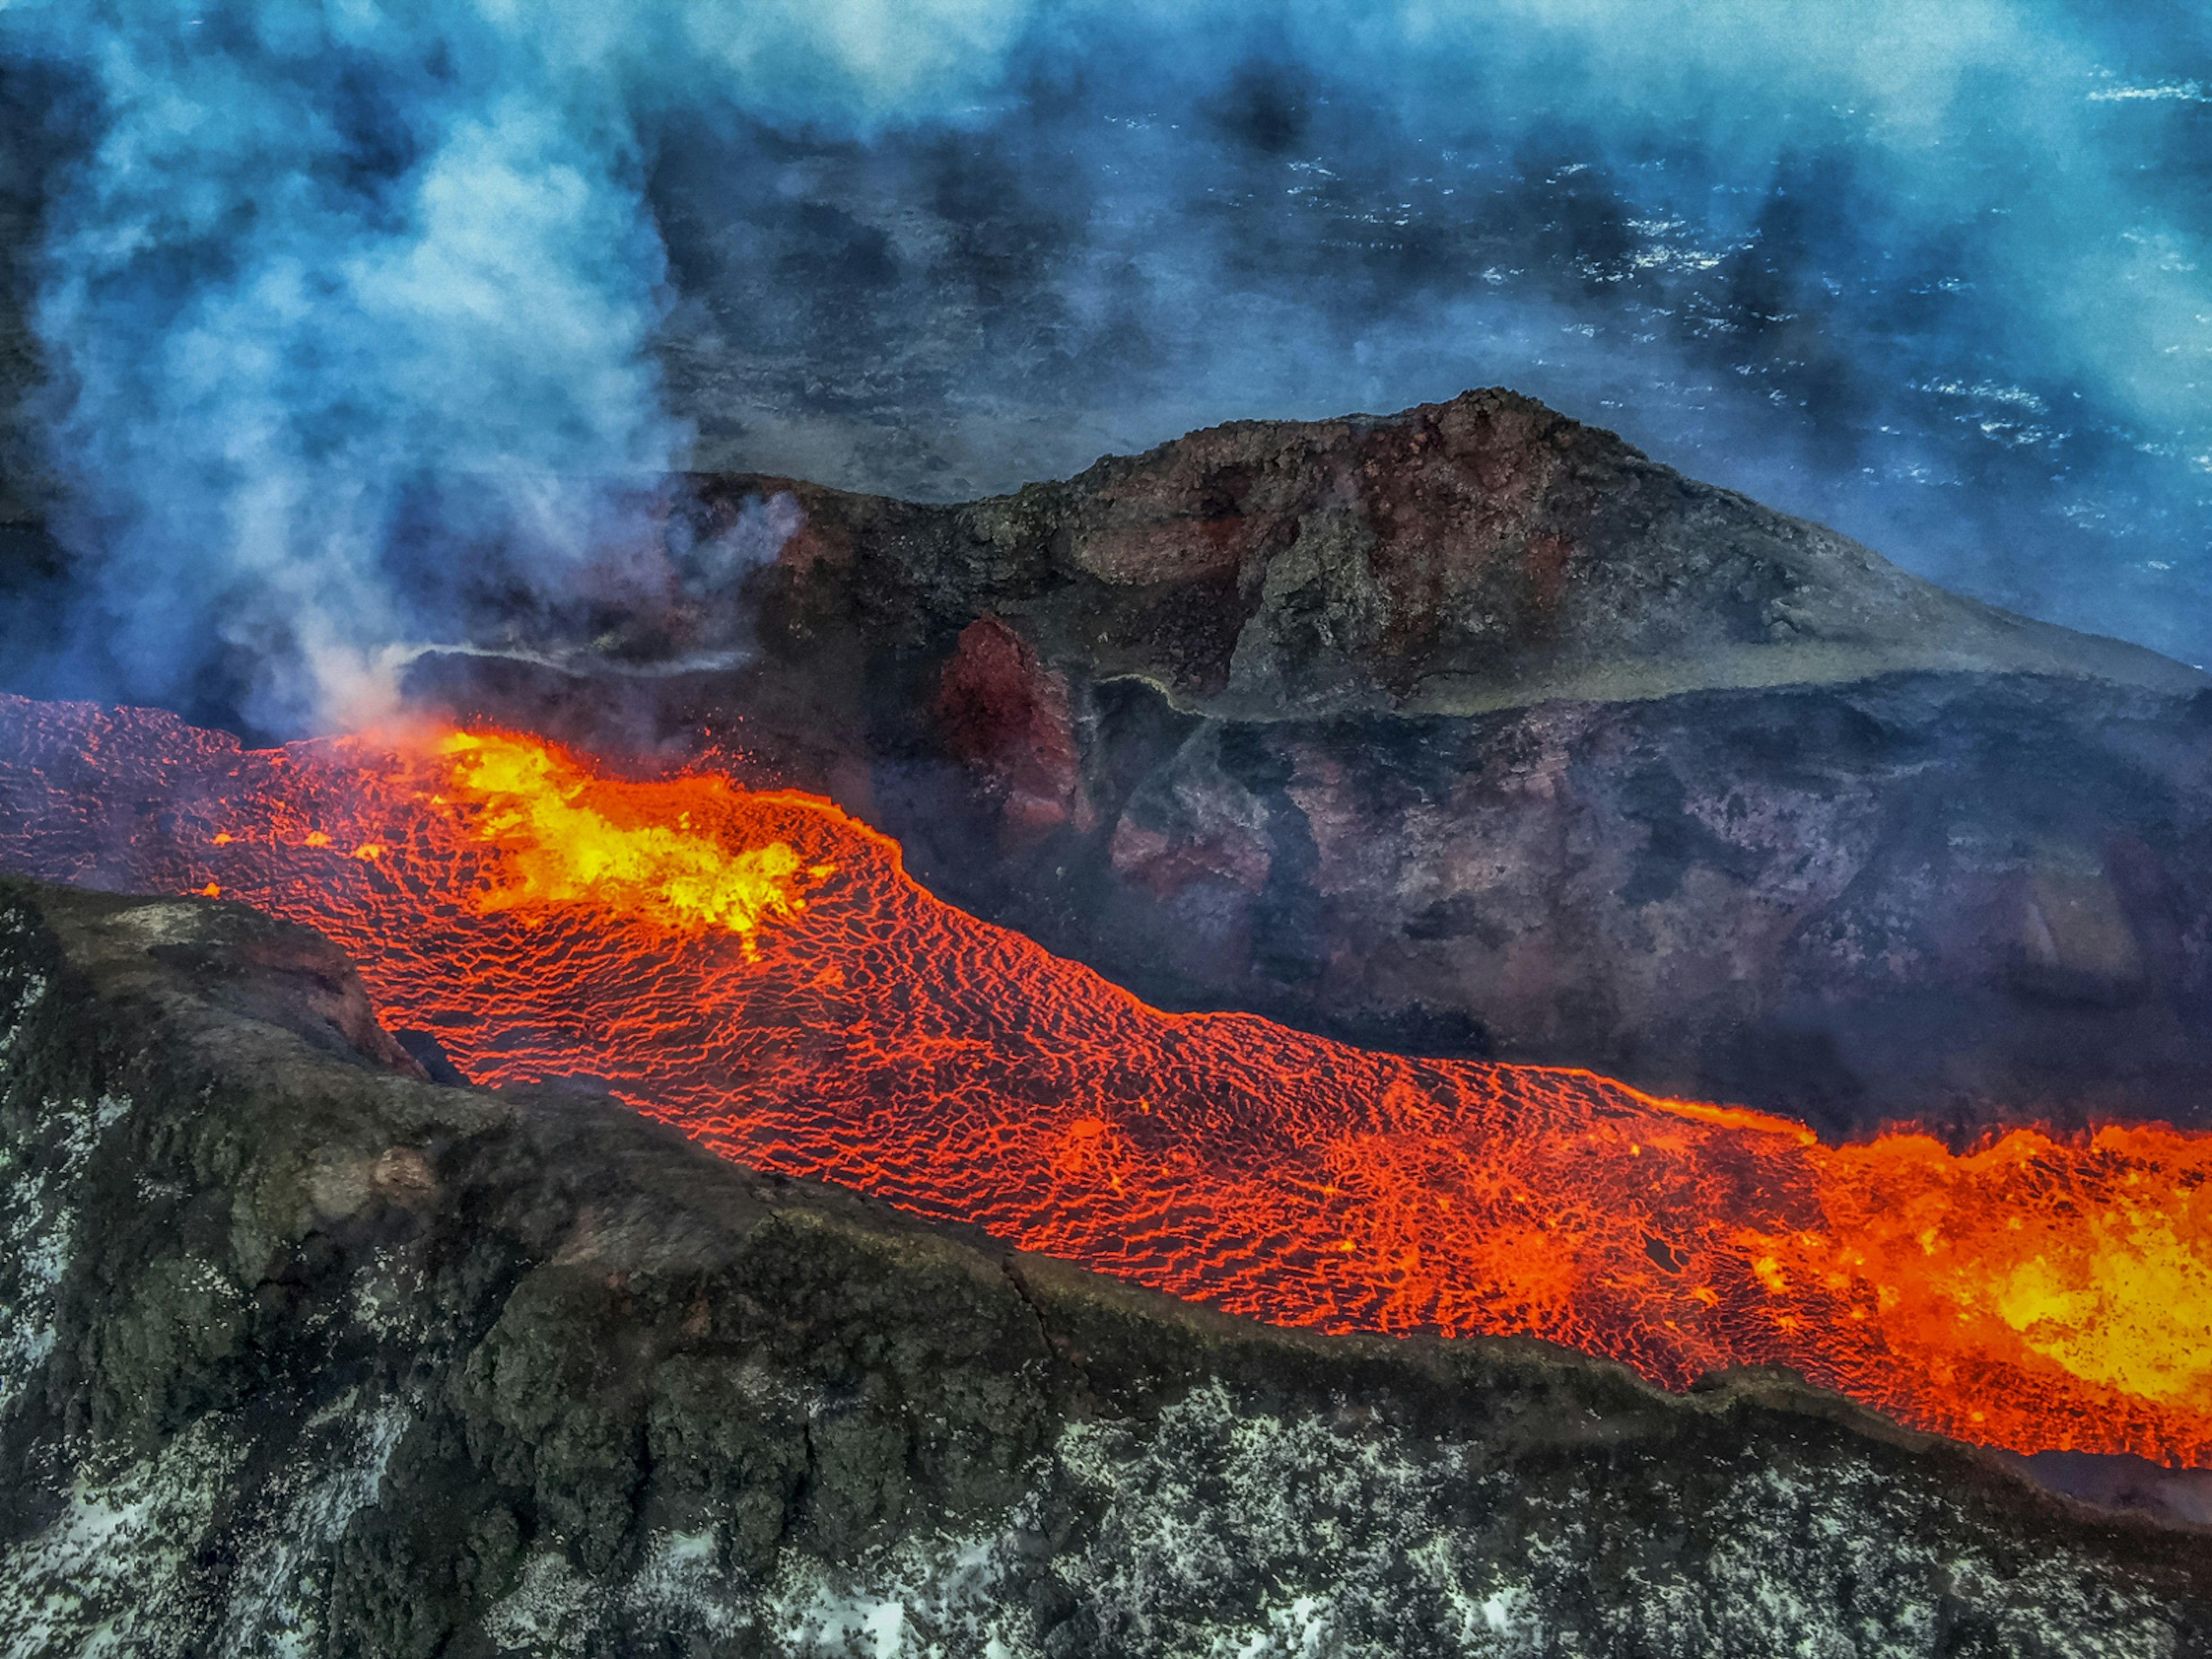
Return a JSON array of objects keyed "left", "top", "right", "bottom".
[
  {"left": 437, "top": 731, "right": 823, "bottom": 953},
  {"left": 1809, "top": 1127, "right": 2212, "bottom": 1410},
  {"left": 1981, "top": 1204, "right": 2212, "bottom": 1403}
]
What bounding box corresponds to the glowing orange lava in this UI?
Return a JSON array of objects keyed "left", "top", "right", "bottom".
[{"left": 3, "top": 693, "right": 2210, "bottom": 1464}]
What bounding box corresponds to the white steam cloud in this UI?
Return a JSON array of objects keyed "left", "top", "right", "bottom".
[{"left": 1, "top": 0, "right": 1032, "bottom": 731}]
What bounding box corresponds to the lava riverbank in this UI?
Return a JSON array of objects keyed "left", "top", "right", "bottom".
[
  {"left": 1, "top": 875, "right": 2208, "bottom": 1654},
  {"left": 6, "top": 695, "right": 2212, "bottom": 1471},
  {"left": 387, "top": 389, "right": 2212, "bottom": 1147}
]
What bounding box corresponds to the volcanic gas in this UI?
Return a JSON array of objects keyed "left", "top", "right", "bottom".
[{"left": 4, "top": 692, "right": 2211, "bottom": 1466}]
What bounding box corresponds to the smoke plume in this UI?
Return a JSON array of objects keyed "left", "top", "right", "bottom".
[{"left": 0, "top": 0, "right": 1027, "bottom": 731}]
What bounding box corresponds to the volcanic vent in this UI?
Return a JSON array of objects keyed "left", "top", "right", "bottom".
[{"left": 7, "top": 692, "right": 2212, "bottom": 1471}]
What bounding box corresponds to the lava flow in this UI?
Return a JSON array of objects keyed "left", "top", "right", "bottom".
[{"left": 5, "top": 693, "right": 2212, "bottom": 1465}]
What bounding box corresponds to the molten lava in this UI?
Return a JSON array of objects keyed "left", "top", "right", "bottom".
[
  {"left": 437, "top": 731, "right": 831, "bottom": 954},
  {"left": 4, "top": 693, "right": 2211, "bottom": 1465}
]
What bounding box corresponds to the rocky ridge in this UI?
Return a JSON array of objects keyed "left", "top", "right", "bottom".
[
  {"left": 415, "top": 389, "right": 2212, "bottom": 1142},
  {"left": 2, "top": 873, "right": 2210, "bottom": 1656}
]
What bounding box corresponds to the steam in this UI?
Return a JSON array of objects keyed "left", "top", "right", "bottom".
[
  {"left": 4, "top": 0, "right": 2211, "bottom": 729},
  {"left": 0, "top": 0, "right": 1027, "bottom": 732}
]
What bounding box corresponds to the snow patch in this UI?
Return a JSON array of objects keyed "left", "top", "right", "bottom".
[
  {"left": 213, "top": 1395, "right": 412, "bottom": 1657},
  {"left": 484, "top": 1550, "right": 601, "bottom": 1656},
  {"left": 0, "top": 1092, "right": 134, "bottom": 1421},
  {"left": 0, "top": 1415, "right": 245, "bottom": 1658},
  {"left": 765, "top": 1529, "right": 1025, "bottom": 1657}
]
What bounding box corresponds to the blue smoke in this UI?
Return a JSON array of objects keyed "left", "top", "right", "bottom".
[
  {"left": 0, "top": 0, "right": 1028, "bottom": 729},
  {"left": 5, "top": 0, "right": 2211, "bottom": 729}
]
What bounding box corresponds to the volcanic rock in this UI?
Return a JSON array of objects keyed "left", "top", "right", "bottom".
[
  {"left": 2, "top": 873, "right": 2209, "bottom": 1654},
  {"left": 934, "top": 614, "right": 1096, "bottom": 847},
  {"left": 414, "top": 389, "right": 2212, "bottom": 1143}
]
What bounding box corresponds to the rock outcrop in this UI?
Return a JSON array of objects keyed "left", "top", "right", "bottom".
[
  {"left": 412, "top": 389, "right": 2212, "bottom": 1142},
  {"left": 3, "top": 873, "right": 2210, "bottom": 1656}
]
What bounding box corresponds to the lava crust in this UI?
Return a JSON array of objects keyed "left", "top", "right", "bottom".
[{"left": 5, "top": 693, "right": 2212, "bottom": 1467}]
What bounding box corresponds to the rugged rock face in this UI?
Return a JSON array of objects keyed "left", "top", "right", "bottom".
[
  {"left": 918, "top": 670, "right": 2212, "bottom": 1145},
  {"left": 3, "top": 873, "right": 2210, "bottom": 1656},
  {"left": 411, "top": 389, "right": 2212, "bottom": 1142}
]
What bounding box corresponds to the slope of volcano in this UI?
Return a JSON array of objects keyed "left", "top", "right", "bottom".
[
  {"left": 371, "top": 391, "right": 2212, "bottom": 1149},
  {"left": 5, "top": 691, "right": 2212, "bottom": 1468}
]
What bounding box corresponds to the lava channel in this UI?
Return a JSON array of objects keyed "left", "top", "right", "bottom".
[{"left": 5, "top": 692, "right": 2212, "bottom": 1465}]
